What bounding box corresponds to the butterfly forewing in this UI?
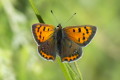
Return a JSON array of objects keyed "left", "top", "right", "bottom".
[
  {"left": 63, "top": 25, "right": 97, "bottom": 46},
  {"left": 32, "top": 23, "right": 55, "bottom": 44}
]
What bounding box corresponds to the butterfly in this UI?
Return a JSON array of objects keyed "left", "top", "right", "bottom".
[{"left": 32, "top": 23, "right": 97, "bottom": 62}]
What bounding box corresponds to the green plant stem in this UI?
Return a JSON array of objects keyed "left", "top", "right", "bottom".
[
  {"left": 56, "top": 57, "right": 72, "bottom": 80},
  {"left": 74, "top": 62, "right": 83, "bottom": 80}
]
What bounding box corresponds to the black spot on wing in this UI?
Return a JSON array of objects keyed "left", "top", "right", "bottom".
[
  {"left": 64, "top": 59, "right": 68, "bottom": 61},
  {"left": 48, "top": 28, "right": 49, "bottom": 31},
  {"left": 43, "top": 37, "right": 44, "bottom": 40},
  {"left": 40, "top": 31, "right": 42, "bottom": 34},
  {"left": 69, "top": 59, "right": 72, "bottom": 61},
  {"left": 39, "top": 35, "right": 41, "bottom": 38},
  {"left": 49, "top": 57, "right": 53, "bottom": 60},
  {"left": 78, "top": 38, "right": 80, "bottom": 42},
  {"left": 78, "top": 28, "right": 81, "bottom": 32},
  {"left": 84, "top": 26, "right": 89, "bottom": 34},
  {"left": 43, "top": 27, "right": 46, "bottom": 31},
  {"left": 83, "top": 36, "right": 85, "bottom": 40},
  {"left": 83, "top": 33, "right": 85, "bottom": 35},
  {"left": 37, "top": 27, "right": 40, "bottom": 32},
  {"left": 73, "top": 29, "right": 75, "bottom": 32},
  {"left": 86, "top": 29, "right": 89, "bottom": 34}
]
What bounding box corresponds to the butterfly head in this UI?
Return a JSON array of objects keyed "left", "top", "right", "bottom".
[{"left": 57, "top": 24, "right": 62, "bottom": 28}]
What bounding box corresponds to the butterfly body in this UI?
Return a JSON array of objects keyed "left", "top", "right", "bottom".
[
  {"left": 32, "top": 23, "right": 97, "bottom": 62},
  {"left": 56, "top": 24, "right": 62, "bottom": 54}
]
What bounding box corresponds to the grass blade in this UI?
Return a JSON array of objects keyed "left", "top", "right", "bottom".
[{"left": 29, "top": 0, "right": 44, "bottom": 23}]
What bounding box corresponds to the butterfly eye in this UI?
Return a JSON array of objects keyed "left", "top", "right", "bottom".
[{"left": 57, "top": 24, "right": 62, "bottom": 28}]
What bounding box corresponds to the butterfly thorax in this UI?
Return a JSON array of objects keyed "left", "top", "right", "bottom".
[{"left": 56, "top": 24, "right": 62, "bottom": 54}]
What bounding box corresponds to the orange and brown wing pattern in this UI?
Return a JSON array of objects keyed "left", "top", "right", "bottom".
[
  {"left": 60, "top": 38, "right": 82, "bottom": 62},
  {"left": 38, "top": 37, "right": 57, "bottom": 61},
  {"left": 63, "top": 25, "right": 97, "bottom": 46},
  {"left": 32, "top": 23, "right": 55, "bottom": 44}
]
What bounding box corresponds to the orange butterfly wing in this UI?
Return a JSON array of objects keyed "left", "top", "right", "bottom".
[
  {"left": 60, "top": 25, "right": 96, "bottom": 62},
  {"left": 32, "top": 23, "right": 57, "bottom": 61},
  {"left": 32, "top": 23, "right": 55, "bottom": 44},
  {"left": 63, "top": 25, "right": 97, "bottom": 46}
]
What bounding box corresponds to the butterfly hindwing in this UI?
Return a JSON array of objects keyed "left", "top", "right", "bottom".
[
  {"left": 59, "top": 37, "right": 82, "bottom": 62},
  {"left": 38, "top": 37, "right": 57, "bottom": 61},
  {"left": 63, "top": 25, "right": 97, "bottom": 46},
  {"left": 32, "top": 23, "right": 55, "bottom": 44}
]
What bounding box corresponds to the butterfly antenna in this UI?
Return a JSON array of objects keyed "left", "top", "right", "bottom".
[
  {"left": 63, "top": 13, "right": 76, "bottom": 25},
  {"left": 51, "top": 10, "right": 60, "bottom": 23}
]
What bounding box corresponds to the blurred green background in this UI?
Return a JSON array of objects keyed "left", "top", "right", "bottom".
[{"left": 0, "top": 0, "right": 120, "bottom": 80}]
